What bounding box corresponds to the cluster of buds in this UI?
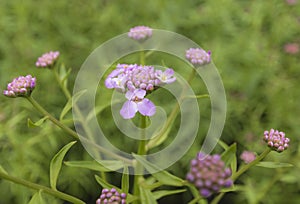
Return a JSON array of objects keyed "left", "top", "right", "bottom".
[
  {"left": 128, "top": 25, "right": 152, "bottom": 41},
  {"left": 105, "top": 64, "right": 176, "bottom": 119},
  {"left": 186, "top": 152, "right": 233, "bottom": 198},
  {"left": 96, "top": 188, "right": 126, "bottom": 204},
  {"left": 240, "top": 151, "right": 256, "bottom": 164},
  {"left": 3, "top": 75, "right": 36, "bottom": 98},
  {"left": 185, "top": 48, "right": 211, "bottom": 66},
  {"left": 35, "top": 51, "right": 60, "bottom": 68},
  {"left": 263, "top": 129, "right": 290, "bottom": 152}
]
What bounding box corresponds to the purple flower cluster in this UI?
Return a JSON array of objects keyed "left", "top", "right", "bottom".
[
  {"left": 3, "top": 75, "right": 36, "bottom": 98},
  {"left": 186, "top": 48, "right": 211, "bottom": 66},
  {"left": 105, "top": 64, "right": 176, "bottom": 119},
  {"left": 35, "top": 51, "right": 60, "bottom": 68},
  {"left": 96, "top": 188, "right": 126, "bottom": 204},
  {"left": 186, "top": 152, "right": 233, "bottom": 198},
  {"left": 263, "top": 129, "right": 290, "bottom": 152},
  {"left": 128, "top": 26, "right": 152, "bottom": 41},
  {"left": 240, "top": 151, "right": 256, "bottom": 164}
]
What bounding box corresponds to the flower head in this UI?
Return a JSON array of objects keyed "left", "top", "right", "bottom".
[
  {"left": 240, "top": 151, "right": 256, "bottom": 164},
  {"left": 263, "top": 129, "right": 290, "bottom": 152},
  {"left": 3, "top": 75, "right": 36, "bottom": 98},
  {"left": 284, "top": 43, "right": 299, "bottom": 55},
  {"left": 105, "top": 64, "right": 176, "bottom": 119},
  {"left": 186, "top": 152, "right": 233, "bottom": 198},
  {"left": 128, "top": 26, "right": 152, "bottom": 41},
  {"left": 96, "top": 188, "right": 126, "bottom": 204},
  {"left": 186, "top": 48, "right": 211, "bottom": 66},
  {"left": 36, "top": 51, "right": 60, "bottom": 68}
]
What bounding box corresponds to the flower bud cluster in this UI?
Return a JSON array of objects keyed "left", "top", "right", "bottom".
[
  {"left": 186, "top": 152, "right": 233, "bottom": 198},
  {"left": 263, "top": 129, "right": 290, "bottom": 152},
  {"left": 96, "top": 188, "right": 126, "bottom": 204},
  {"left": 128, "top": 26, "right": 152, "bottom": 41},
  {"left": 185, "top": 48, "right": 211, "bottom": 66},
  {"left": 3, "top": 75, "right": 36, "bottom": 98},
  {"left": 35, "top": 51, "right": 59, "bottom": 68}
]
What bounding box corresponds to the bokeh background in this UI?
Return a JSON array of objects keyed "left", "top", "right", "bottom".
[{"left": 0, "top": 0, "right": 299, "bottom": 203}]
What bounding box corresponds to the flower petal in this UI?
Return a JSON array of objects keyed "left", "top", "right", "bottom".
[
  {"left": 137, "top": 98, "right": 156, "bottom": 116},
  {"left": 120, "top": 101, "right": 138, "bottom": 119}
]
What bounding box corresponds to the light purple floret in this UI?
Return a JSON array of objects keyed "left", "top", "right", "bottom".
[
  {"left": 105, "top": 64, "right": 176, "bottom": 119},
  {"left": 36, "top": 51, "right": 60, "bottom": 68},
  {"left": 96, "top": 188, "right": 126, "bottom": 204},
  {"left": 240, "top": 151, "right": 256, "bottom": 164},
  {"left": 128, "top": 26, "right": 152, "bottom": 41},
  {"left": 263, "top": 129, "right": 290, "bottom": 152},
  {"left": 3, "top": 75, "right": 36, "bottom": 98},
  {"left": 186, "top": 48, "right": 211, "bottom": 66},
  {"left": 186, "top": 152, "right": 233, "bottom": 198}
]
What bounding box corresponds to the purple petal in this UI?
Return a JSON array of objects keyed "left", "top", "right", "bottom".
[
  {"left": 137, "top": 98, "right": 156, "bottom": 116},
  {"left": 120, "top": 101, "right": 138, "bottom": 119},
  {"left": 125, "top": 89, "right": 146, "bottom": 100}
]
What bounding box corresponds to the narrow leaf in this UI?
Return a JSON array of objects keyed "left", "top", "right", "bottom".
[
  {"left": 217, "top": 139, "right": 229, "bottom": 150},
  {"left": 28, "top": 190, "right": 46, "bottom": 204},
  {"left": 27, "top": 116, "right": 49, "bottom": 128},
  {"left": 221, "top": 143, "right": 237, "bottom": 172},
  {"left": 50, "top": 141, "right": 77, "bottom": 190},
  {"left": 0, "top": 165, "right": 8, "bottom": 174},
  {"left": 121, "top": 165, "right": 129, "bottom": 194},
  {"left": 139, "top": 186, "right": 158, "bottom": 204},
  {"left": 64, "top": 160, "right": 124, "bottom": 172},
  {"left": 256, "top": 161, "right": 294, "bottom": 168},
  {"left": 60, "top": 90, "right": 87, "bottom": 120},
  {"left": 133, "top": 154, "right": 184, "bottom": 187},
  {"left": 153, "top": 189, "right": 186, "bottom": 200}
]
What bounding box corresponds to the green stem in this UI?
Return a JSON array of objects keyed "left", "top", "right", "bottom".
[
  {"left": 0, "top": 171, "right": 85, "bottom": 204},
  {"left": 211, "top": 148, "right": 271, "bottom": 204},
  {"left": 26, "top": 96, "right": 79, "bottom": 140},
  {"left": 53, "top": 67, "right": 107, "bottom": 181},
  {"left": 133, "top": 115, "right": 147, "bottom": 203}
]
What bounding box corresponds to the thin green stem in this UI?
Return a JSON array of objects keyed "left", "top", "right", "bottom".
[
  {"left": 0, "top": 171, "right": 85, "bottom": 204},
  {"left": 26, "top": 96, "right": 79, "bottom": 140},
  {"left": 133, "top": 115, "right": 147, "bottom": 203},
  {"left": 53, "top": 67, "right": 107, "bottom": 181},
  {"left": 211, "top": 148, "right": 272, "bottom": 204}
]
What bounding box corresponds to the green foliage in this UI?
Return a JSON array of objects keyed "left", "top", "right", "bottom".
[{"left": 0, "top": 0, "right": 299, "bottom": 203}]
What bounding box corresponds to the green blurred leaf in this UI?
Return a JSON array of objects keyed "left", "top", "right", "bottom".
[
  {"left": 58, "top": 63, "right": 71, "bottom": 87},
  {"left": 256, "top": 162, "right": 294, "bottom": 168},
  {"left": 64, "top": 160, "right": 124, "bottom": 172},
  {"left": 217, "top": 139, "right": 229, "bottom": 150},
  {"left": 60, "top": 90, "right": 86, "bottom": 120},
  {"left": 50, "top": 141, "right": 77, "bottom": 190},
  {"left": 121, "top": 166, "right": 129, "bottom": 194},
  {"left": 133, "top": 154, "right": 184, "bottom": 187},
  {"left": 0, "top": 165, "right": 8, "bottom": 174},
  {"left": 221, "top": 143, "right": 237, "bottom": 172},
  {"left": 153, "top": 189, "right": 186, "bottom": 200},
  {"left": 28, "top": 190, "right": 46, "bottom": 204},
  {"left": 27, "top": 116, "right": 49, "bottom": 128},
  {"left": 139, "top": 186, "right": 157, "bottom": 204}
]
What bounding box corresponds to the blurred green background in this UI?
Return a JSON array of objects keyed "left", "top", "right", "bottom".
[{"left": 0, "top": 0, "right": 300, "bottom": 203}]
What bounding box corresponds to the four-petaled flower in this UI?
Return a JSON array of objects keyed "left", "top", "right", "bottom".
[{"left": 120, "top": 89, "right": 156, "bottom": 119}]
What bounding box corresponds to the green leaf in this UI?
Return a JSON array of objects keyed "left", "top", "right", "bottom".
[
  {"left": 146, "top": 125, "right": 172, "bottom": 149},
  {"left": 95, "top": 175, "right": 137, "bottom": 203},
  {"left": 28, "top": 190, "right": 46, "bottom": 204},
  {"left": 27, "top": 116, "right": 49, "bottom": 128},
  {"left": 153, "top": 189, "right": 186, "bottom": 200},
  {"left": 60, "top": 90, "right": 87, "bottom": 120},
  {"left": 0, "top": 165, "right": 8, "bottom": 174},
  {"left": 221, "top": 143, "right": 237, "bottom": 172},
  {"left": 133, "top": 154, "right": 184, "bottom": 187},
  {"left": 256, "top": 161, "right": 294, "bottom": 168},
  {"left": 58, "top": 64, "right": 71, "bottom": 86},
  {"left": 217, "top": 139, "right": 229, "bottom": 150},
  {"left": 64, "top": 160, "right": 124, "bottom": 172},
  {"left": 139, "top": 186, "right": 158, "bottom": 204},
  {"left": 121, "top": 165, "right": 129, "bottom": 194},
  {"left": 50, "top": 141, "right": 77, "bottom": 190}
]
